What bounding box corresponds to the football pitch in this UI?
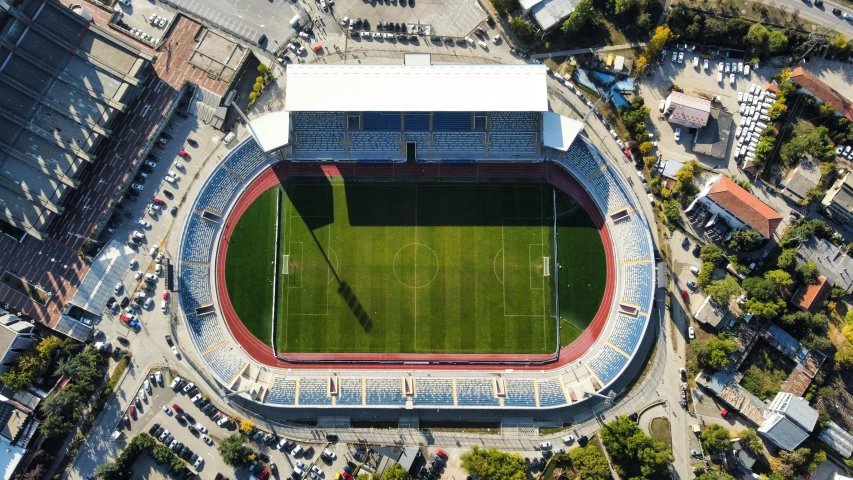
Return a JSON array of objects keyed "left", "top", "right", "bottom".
[{"left": 224, "top": 179, "right": 606, "bottom": 355}]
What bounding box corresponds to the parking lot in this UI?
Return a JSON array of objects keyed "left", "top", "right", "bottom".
[
  {"left": 115, "top": 0, "right": 178, "bottom": 46},
  {"left": 321, "top": 0, "right": 486, "bottom": 38}
]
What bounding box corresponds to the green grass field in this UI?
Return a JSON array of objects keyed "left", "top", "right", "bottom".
[{"left": 224, "top": 179, "right": 606, "bottom": 355}]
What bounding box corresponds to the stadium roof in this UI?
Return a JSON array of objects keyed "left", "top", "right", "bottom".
[
  {"left": 542, "top": 112, "right": 583, "bottom": 151},
  {"left": 284, "top": 64, "right": 549, "bottom": 112},
  {"left": 248, "top": 112, "right": 291, "bottom": 153}
]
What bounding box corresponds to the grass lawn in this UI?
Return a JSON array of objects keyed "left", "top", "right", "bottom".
[
  {"left": 225, "top": 179, "right": 605, "bottom": 355},
  {"left": 739, "top": 339, "right": 796, "bottom": 400},
  {"left": 649, "top": 418, "right": 672, "bottom": 449}
]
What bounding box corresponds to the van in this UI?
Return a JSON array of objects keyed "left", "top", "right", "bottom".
[
  {"left": 161, "top": 301, "right": 167, "bottom": 313},
  {"left": 223, "top": 132, "right": 236, "bottom": 146},
  {"left": 290, "top": 14, "right": 301, "bottom": 28}
]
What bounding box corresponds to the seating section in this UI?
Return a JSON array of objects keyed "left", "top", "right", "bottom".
[
  {"left": 225, "top": 139, "right": 268, "bottom": 179},
  {"left": 298, "top": 378, "right": 332, "bottom": 405},
  {"left": 609, "top": 314, "right": 647, "bottom": 354},
  {"left": 433, "top": 112, "right": 471, "bottom": 132},
  {"left": 619, "top": 219, "right": 652, "bottom": 262},
  {"left": 432, "top": 133, "right": 485, "bottom": 157},
  {"left": 267, "top": 377, "right": 297, "bottom": 405},
  {"left": 182, "top": 215, "right": 217, "bottom": 262},
  {"left": 179, "top": 263, "right": 211, "bottom": 307},
  {"left": 621, "top": 262, "right": 653, "bottom": 307},
  {"left": 404, "top": 114, "right": 430, "bottom": 131},
  {"left": 488, "top": 133, "right": 538, "bottom": 158},
  {"left": 198, "top": 169, "right": 240, "bottom": 214},
  {"left": 184, "top": 313, "right": 224, "bottom": 352},
  {"left": 563, "top": 144, "right": 604, "bottom": 179},
  {"left": 349, "top": 132, "right": 401, "bottom": 159},
  {"left": 403, "top": 132, "right": 431, "bottom": 158},
  {"left": 203, "top": 345, "right": 246, "bottom": 385},
  {"left": 362, "top": 112, "right": 402, "bottom": 131},
  {"left": 293, "top": 111, "right": 345, "bottom": 131},
  {"left": 504, "top": 379, "right": 537, "bottom": 407},
  {"left": 489, "top": 112, "right": 539, "bottom": 132},
  {"left": 293, "top": 131, "right": 346, "bottom": 155},
  {"left": 588, "top": 344, "right": 629, "bottom": 385},
  {"left": 414, "top": 379, "right": 454, "bottom": 406},
  {"left": 537, "top": 378, "right": 567, "bottom": 407},
  {"left": 455, "top": 379, "right": 498, "bottom": 406},
  {"left": 337, "top": 378, "right": 363, "bottom": 405},
  {"left": 589, "top": 170, "right": 629, "bottom": 213},
  {"left": 365, "top": 379, "right": 406, "bottom": 405}
]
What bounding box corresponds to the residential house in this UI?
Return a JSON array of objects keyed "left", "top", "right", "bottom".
[
  {"left": 664, "top": 92, "right": 711, "bottom": 129},
  {"left": 780, "top": 158, "right": 821, "bottom": 206},
  {"left": 518, "top": 0, "right": 581, "bottom": 32},
  {"left": 790, "top": 276, "right": 832, "bottom": 314},
  {"left": 797, "top": 237, "right": 853, "bottom": 294},
  {"left": 686, "top": 174, "right": 783, "bottom": 240},
  {"left": 758, "top": 392, "right": 818, "bottom": 451},
  {"left": 0, "top": 310, "right": 37, "bottom": 376},
  {"left": 822, "top": 172, "right": 853, "bottom": 225},
  {"left": 658, "top": 159, "right": 684, "bottom": 190},
  {"left": 789, "top": 67, "right": 853, "bottom": 122}
]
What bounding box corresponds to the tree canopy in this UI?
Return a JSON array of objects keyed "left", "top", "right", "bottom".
[
  {"left": 702, "top": 424, "right": 732, "bottom": 454},
  {"left": 695, "top": 336, "right": 738, "bottom": 370},
  {"left": 460, "top": 446, "right": 527, "bottom": 480},
  {"left": 218, "top": 435, "right": 254, "bottom": 467},
  {"left": 601, "top": 416, "right": 673, "bottom": 479},
  {"left": 739, "top": 428, "right": 764, "bottom": 454},
  {"left": 727, "top": 228, "right": 761, "bottom": 251},
  {"left": 705, "top": 275, "right": 741, "bottom": 305},
  {"left": 797, "top": 262, "right": 820, "bottom": 284},
  {"left": 700, "top": 244, "right": 723, "bottom": 264},
  {"left": 383, "top": 464, "right": 411, "bottom": 480},
  {"left": 562, "top": 0, "right": 595, "bottom": 33},
  {"left": 569, "top": 445, "right": 611, "bottom": 480}
]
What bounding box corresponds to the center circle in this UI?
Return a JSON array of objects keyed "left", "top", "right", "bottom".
[{"left": 393, "top": 243, "right": 440, "bottom": 289}]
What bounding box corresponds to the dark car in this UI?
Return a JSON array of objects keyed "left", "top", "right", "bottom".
[
  {"left": 692, "top": 244, "right": 701, "bottom": 257},
  {"left": 578, "top": 435, "right": 589, "bottom": 447},
  {"left": 149, "top": 423, "right": 160, "bottom": 435},
  {"left": 187, "top": 139, "right": 199, "bottom": 148},
  {"left": 486, "top": 16, "right": 495, "bottom": 27},
  {"left": 179, "top": 446, "right": 190, "bottom": 458},
  {"left": 120, "top": 297, "right": 130, "bottom": 308},
  {"left": 814, "top": 0, "right": 823, "bottom": 5},
  {"left": 176, "top": 416, "right": 187, "bottom": 426},
  {"left": 184, "top": 413, "right": 196, "bottom": 424},
  {"left": 443, "top": 36, "right": 453, "bottom": 43},
  {"left": 188, "top": 425, "right": 198, "bottom": 435},
  {"left": 190, "top": 453, "right": 199, "bottom": 464},
  {"left": 258, "top": 34, "right": 267, "bottom": 45},
  {"left": 833, "top": 7, "right": 842, "bottom": 14},
  {"left": 326, "top": 434, "right": 338, "bottom": 442}
]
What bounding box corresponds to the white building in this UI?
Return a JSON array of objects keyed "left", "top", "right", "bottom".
[
  {"left": 0, "top": 310, "right": 37, "bottom": 376},
  {"left": 664, "top": 92, "right": 711, "bottom": 129}
]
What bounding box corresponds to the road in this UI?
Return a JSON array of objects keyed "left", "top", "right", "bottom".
[{"left": 773, "top": 0, "right": 853, "bottom": 35}]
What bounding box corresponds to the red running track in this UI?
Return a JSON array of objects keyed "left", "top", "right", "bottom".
[{"left": 214, "top": 162, "right": 616, "bottom": 371}]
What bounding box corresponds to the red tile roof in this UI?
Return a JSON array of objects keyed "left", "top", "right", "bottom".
[
  {"left": 706, "top": 175, "right": 783, "bottom": 238},
  {"left": 790, "top": 67, "right": 853, "bottom": 122},
  {"left": 791, "top": 277, "right": 832, "bottom": 314}
]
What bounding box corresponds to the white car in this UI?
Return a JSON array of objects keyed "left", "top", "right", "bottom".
[
  {"left": 737, "top": 92, "right": 743, "bottom": 103},
  {"left": 492, "top": 34, "right": 501, "bottom": 44},
  {"left": 162, "top": 405, "right": 172, "bottom": 415},
  {"left": 138, "top": 389, "right": 146, "bottom": 402},
  {"left": 195, "top": 423, "right": 208, "bottom": 433},
  {"left": 478, "top": 40, "right": 487, "bottom": 49},
  {"left": 138, "top": 219, "right": 151, "bottom": 228},
  {"left": 114, "top": 282, "right": 123, "bottom": 294},
  {"left": 465, "top": 36, "right": 474, "bottom": 45},
  {"left": 724, "top": 63, "right": 730, "bottom": 73},
  {"left": 158, "top": 17, "right": 167, "bottom": 28},
  {"left": 143, "top": 379, "right": 151, "bottom": 393},
  {"left": 692, "top": 56, "right": 699, "bottom": 68},
  {"left": 217, "top": 416, "right": 229, "bottom": 427},
  {"left": 145, "top": 273, "right": 158, "bottom": 282},
  {"left": 183, "top": 382, "right": 195, "bottom": 393},
  {"left": 677, "top": 52, "right": 684, "bottom": 63},
  {"left": 291, "top": 445, "right": 304, "bottom": 456},
  {"left": 202, "top": 434, "right": 213, "bottom": 445},
  {"left": 738, "top": 62, "right": 744, "bottom": 73},
  {"left": 170, "top": 376, "right": 182, "bottom": 389},
  {"left": 672, "top": 51, "right": 677, "bottom": 62},
  {"left": 155, "top": 371, "right": 162, "bottom": 385},
  {"left": 311, "top": 466, "right": 323, "bottom": 475},
  {"left": 674, "top": 128, "right": 681, "bottom": 141},
  {"left": 132, "top": 230, "right": 144, "bottom": 240},
  {"left": 193, "top": 457, "right": 204, "bottom": 469},
  {"left": 171, "top": 345, "right": 179, "bottom": 356},
  {"left": 144, "top": 297, "right": 153, "bottom": 309},
  {"left": 688, "top": 327, "right": 696, "bottom": 339},
  {"left": 164, "top": 175, "right": 177, "bottom": 184},
  {"left": 659, "top": 99, "right": 665, "bottom": 112},
  {"left": 155, "top": 252, "right": 164, "bottom": 263},
  {"left": 149, "top": 245, "right": 158, "bottom": 256},
  {"left": 703, "top": 59, "right": 709, "bottom": 70},
  {"left": 562, "top": 435, "right": 575, "bottom": 444},
  {"left": 730, "top": 73, "right": 736, "bottom": 85},
  {"left": 129, "top": 259, "right": 138, "bottom": 269},
  {"left": 744, "top": 64, "right": 750, "bottom": 76},
  {"left": 130, "top": 183, "right": 144, "bottom": 191},
  {"left": 717, "top": 72, "right": 723, "bottom": 83},
  {"left": 192, "top": 393, "right": 203, "bottom": 404}
]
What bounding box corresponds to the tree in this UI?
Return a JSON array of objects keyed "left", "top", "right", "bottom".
[
  {"left": 662, "top": 199, "right": 680, "bottom": 224},
  {"left": 746, "top": 24, "right": 769, "bottom": 47},
  {"left": 569, "top": 445, "right": 611, "bottom": 480},
  {"left": 614, "top": 0, "right": 633, "bottom": 15},
  {"left": 706, "top": 275, "right": 741, "bottom": 305},
  {"left": 764, "top": 270, "right": 793, "bottom": 290},
  {"left": 639, "top": 141, "right": 654, "bottom": 154},
  {"left": 768, "top": 101, "right": 788, "bottom": 120},
  {"left": 727, "top": 228, "right": 761, "bottom": 251},
  {"left": 697, "top": 472, "right": 736, "bottom": 480},
  {"left": 739, "top": 428, "right": 764, "bottom": 454},
  {"left": 638, "top": 13, "right": 653, "bottom": 31},
  {"left": 701, "top": 244, "right": 723, "bottom": 264},
  {"left": 23, "top": 465, "right": 47, "bottom": 480},
  {"left": 695, "top": 336, "right": 738, "bottom": 370},
  {"left": 648, "top": 26, "right": 672, "bottom": 56},
  {"left": 239, "top": 419, "right": 255, "bottom": 434},
  {"left": 837, "top": 348, "right": 853, "bottom": 370},
  {"left": 94, "top": 462, "right": 122, "bottom": 480},
  {"left": 561, "top": 0, "right": 594, "bottom": 34},
  {"left": 777, "top": 248, "right": 798, "bottom": 271},
  {"left": 491, "top": 0, "right": 519, "bottom": 15},
  {"left": 697, "top": 262, "right": 715, "bottom": 288},
  {"left": 383, "top": 464, "right": 411, "bottom": 480},
  {"left": 767, "top": 30, "right": 789, "bottom": 54},
  {"left": 218, "top": 435, "right": 253, "bottom": 467},
  {"left": 601, "top": 416, "right": 673, "bottom": 478},
  {"left": 797, "top": 262, "right": 819, "bottom": 284},
  {"left": 702, "top": 424, "right": 732, "bottom": 454},
  {"left": 509, "top": 17, "right": 536, "bottom": 44},
  {"left": 460, "top": 446, "right": 527, "bottom": 480}
]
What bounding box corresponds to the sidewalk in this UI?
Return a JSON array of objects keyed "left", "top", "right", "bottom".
[{"left": 531, "top": 42, "right": 649, "bottom": 59}]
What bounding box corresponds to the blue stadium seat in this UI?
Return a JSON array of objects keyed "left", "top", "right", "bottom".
[
  {"left": 179, "top": 263, "right": 211, "bottom": 307},
  {"left": 537, "top": 378, "right": 567, "bottom": 407},
  {"left": 433, "top": 112, "right": 471, "bottom": 132},
  {"left": 365, "top": 379, "right": 406, "bottom": 405},
  {"left": 224, "top": 139, "right": 269, "bottom": 179},
  {"left": 182, "top": 215, "right": 217, "bottom": 262},
  {"left": 362, "top": 112, "right": 402, "bottom": 131},
  {"left": 431, "top": 133, "right": 486, "bottom": 158},
  {"left": 489, "top": 112, "right": 539, "bottom": 132},
  {"left": 455, "top": 379, "right": 499, "bottom": 406},
  {"left": 293, "top": 112, "right": 345, "bottom": 131},
  {"left": 203, "top": 345, "right": 246, "bottom": 385},
  {"left": 198, "top": 169, "right": 240, "bottom": 214},
  {"left": 348, "top": 132, "right": 401, "bottom": 160},
  {"left": 267, "top": 377, "right": 297, "bottom": 405},
  {"left": 414, "top": 379, "right": 454, "bottom": 406},
  {"left": 621, "top": 262, "right": 653, "bottom": 307},
  {"left": 588, "top": 344, "right": 629, "bottom": 384},
  {"left": 336, "top": 378, "right": 363, "bottom": 405},
  {"left": 504, "top": 379, "right": 537, "bottom": 407},
  {"left": 608, "top": 314, "right": 647, "bottom": 354},
  {"left": 488, "top": 133, "right": 538, "bottom": 158},
  {"left": 298, "top": 378, "right": 332, "bottom": 405},
  {"left": 404, "top": 114, "right": 430, "bottom": 131}
]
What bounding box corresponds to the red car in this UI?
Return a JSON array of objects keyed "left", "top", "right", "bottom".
[
  {"left": 129, "top": 405, "right": 136, "bottom": 417},
  {"left": 152, "top": 197, "right": 166, "bottom": 205},
  {"left": 173, "top": 404, "right": 184, "bottom": 414},
  {"left": 341, "top": 473, "right": 352, "bottom": 480},
  {"left": 155, "top": 142, "right": 166, "bottom": 149},
  {"left": 436, "top": 450, "right": 448, "bottom": 460},
  {"left": 681, "top": 289, "right": 690, "bottom": 302},
  {"left": 178, "top": 149, "right": 191, "bottom": 159},
  {"left": 163, "top": 290, "right": 170, "bottom": 300}
]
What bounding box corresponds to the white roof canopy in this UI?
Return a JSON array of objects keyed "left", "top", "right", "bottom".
[
  {"left": 248, "top": 111, "right": 291, "bottom": 152},
  {"left": 541, "top": 112, "right": 583, "bottom": 151},
  {"left": 284, "top": 64, "right": 549, "bottom": 112}
]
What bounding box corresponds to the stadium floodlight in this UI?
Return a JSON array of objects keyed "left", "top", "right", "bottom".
[{"left": 583, "top": 390, "right": 616, "bottom": 406}]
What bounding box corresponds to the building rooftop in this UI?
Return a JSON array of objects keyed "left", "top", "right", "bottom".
[
  {"left": 759, "top": 412, "right": 810, "bottom": 451},
  {"left": 693, "top": 107, "right": 733, "bottom": 159},
  {"left": 767, "top": 392, "right": 818, "bottom": 432},
  {"left": 782, "top": 160, "right": 821, "bottom": 204},
  {"left": 791, "top": 277, "right": 832, "bottom": 313},
  {"left": 706, "top": 175, "right": 783, "bottom": 238},
  {"left": 531, "top": 0, "right": 581, "bottom": 31},
  {"left": 667, "top": 92, "right": 711, "bottom": 127},
  {"left": 797, "top": 237, "right": 853, "bottom": 293},
  {"left": 790, "top": 67, "right": 853, "bottom": 122},
  {"left": 824, "top": 173, "right": 853, "bottom": 215},
  {"left": 284, "top": 64, "right": 549, "bottom": 112}
]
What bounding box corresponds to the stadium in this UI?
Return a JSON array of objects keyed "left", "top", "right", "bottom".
[{"left": 177, "top": 59, "right": 656, "bottom": 422}]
